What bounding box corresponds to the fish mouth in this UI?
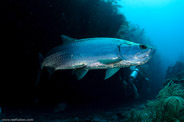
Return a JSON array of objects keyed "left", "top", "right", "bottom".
[{"left": 135, "top": 48, "right": 155, "bottom": 61}]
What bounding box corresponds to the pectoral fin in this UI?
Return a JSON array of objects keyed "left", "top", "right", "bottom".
[
  {"left": 98, "top": 58, "right": 122, "bottom": 64},
  {"left": 105, "top": 68, "right": 120, "bottom": 80},
  {"left": 73, "top": 68, "right": 89, "bottom": 80}
]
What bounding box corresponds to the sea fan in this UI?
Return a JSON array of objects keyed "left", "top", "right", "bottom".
[
  {"left": 163, "top": 96, "right": 184, "bottom": 113},
  {"left": 157, "top": 80, "right": 184, "bottom": 98},
  {"left": 126, "top": 80, "right": 184, "bottom": 121}
]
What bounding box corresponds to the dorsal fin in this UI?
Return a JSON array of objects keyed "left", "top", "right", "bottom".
[{"left": 61, "top": 35, "right": 77, "bottom": 44}]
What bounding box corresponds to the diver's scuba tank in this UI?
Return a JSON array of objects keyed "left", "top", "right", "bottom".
[
  {"left": 130, "top": 66, "right": 139, "bottom": 80},
  {"left": 128, "top": 66, "right": 140, "bottom": 99}
]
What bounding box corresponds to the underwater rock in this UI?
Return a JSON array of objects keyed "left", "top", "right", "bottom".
[
  {"left": 164, "top": 61, "right": 184, "bottom": 86},
  {"left": 165, "top": 61, "right": 184, "bottom": 80},
  {"left": 165, "top": 71, "right": 184, "bottom": 85}
]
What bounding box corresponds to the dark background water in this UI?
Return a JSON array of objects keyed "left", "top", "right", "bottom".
[{"left": 5, "top": 0, "right": 166, "bottom": 110}]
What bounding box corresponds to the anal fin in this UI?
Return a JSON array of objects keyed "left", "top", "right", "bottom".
[{"left": 73, "top": 68, "right": 89, "bottom": 80}]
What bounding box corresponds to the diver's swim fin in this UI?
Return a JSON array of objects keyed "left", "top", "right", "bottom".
[{"left": 132, "top": 83, "right": 139, "bottom": 99}]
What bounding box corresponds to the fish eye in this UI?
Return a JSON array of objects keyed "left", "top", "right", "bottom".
[{"left": 139, "top": 44, "right": 147, "bottom": 49}]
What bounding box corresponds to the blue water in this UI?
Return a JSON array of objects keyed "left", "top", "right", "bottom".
[{"left": 119, "top": 0, "right": 184, "bottom": 72}]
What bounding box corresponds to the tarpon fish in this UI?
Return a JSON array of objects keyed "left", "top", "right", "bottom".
[{"left": 40, "top": 35, "right": 154, "bottom": 80}]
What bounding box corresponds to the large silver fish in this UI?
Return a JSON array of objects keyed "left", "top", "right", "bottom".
[{"left": 41, "top": 35, "right": 154, "bottom": 80}]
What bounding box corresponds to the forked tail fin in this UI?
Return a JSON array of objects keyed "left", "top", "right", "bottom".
[{"left": 35, "top": 53, "right": 44, "bottom": 87}]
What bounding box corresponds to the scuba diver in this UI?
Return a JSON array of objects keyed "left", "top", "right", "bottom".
[{"left": 121, "top": 66, "right": 150, "bottom": 99}]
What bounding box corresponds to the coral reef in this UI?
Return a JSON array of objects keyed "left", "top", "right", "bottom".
[
  {"left": 166, "top": 61, "right": 184, "bottom": 80},
  {"left": 126, "top": 80, "right": 184, "bottom": 122},
  {"left": 125, "top": 60, "right": 184, "bottom": 121}
]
